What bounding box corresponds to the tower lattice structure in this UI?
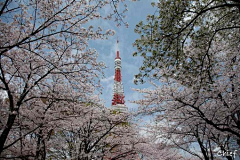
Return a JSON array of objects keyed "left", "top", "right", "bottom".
[{"left": 111, "top": 39, "right": 128, "bottom": 113}]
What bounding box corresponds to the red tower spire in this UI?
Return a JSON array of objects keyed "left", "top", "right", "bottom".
[
  {"left": 112, "top": 39, "right": 126, "bottom": 110},
  {"left": 116, "top": 38, "right": 120, "bottom": 59}
]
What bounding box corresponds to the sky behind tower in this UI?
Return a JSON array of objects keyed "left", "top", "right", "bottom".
[{"left": 90, "top": 0, "right": 157, "bottom": 110}]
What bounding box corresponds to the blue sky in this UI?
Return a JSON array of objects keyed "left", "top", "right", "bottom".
[{"left": 89, "top": 0, "right": 156, "bottom": 110}]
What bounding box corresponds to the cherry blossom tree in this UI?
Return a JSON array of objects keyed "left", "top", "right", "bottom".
[
  {"left": 132, "top": 0, "right": 240, "bottom": 159},
  {"left": 132, "top": 39, "right": 239, "bottom": 158},
  {"left": 0, "top": 0, "right": 130, "bottom": 157},
  {"left": 35, "top": 104, "right": 139, "bottom": 160}
]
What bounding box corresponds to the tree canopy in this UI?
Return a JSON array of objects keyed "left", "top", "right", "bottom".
[
  {"left": 133, "top": 0, "right": 240, "bottom": 159},
  {"left": 133, "top": 0, "right": 240, "bottom": 85},
  {"left": 0, "top": 0, "right": 129, "bottom": 158}
]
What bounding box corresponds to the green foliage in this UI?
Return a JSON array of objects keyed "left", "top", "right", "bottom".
[
  {"left": 121, "top": 122, "right": 129, "bottom": 127},
  {"left": 133, "top": 0, "right": 240, "bottom": 87},
  {"left": 111, "top": 110, "right": 119, "bottom": 114}
]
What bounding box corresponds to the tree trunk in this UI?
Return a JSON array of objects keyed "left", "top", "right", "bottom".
[
  {"left": 35, "top": 129, "right": 46, "bottom": 160},
  {"left": 0, "top": 113, "right": 17, "bottom": 154}
]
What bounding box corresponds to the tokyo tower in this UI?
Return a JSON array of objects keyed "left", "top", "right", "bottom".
[{"left": 111, "top": 39, "right": 128, "bottom": 113}]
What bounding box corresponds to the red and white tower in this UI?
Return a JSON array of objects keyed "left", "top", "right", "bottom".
[{"left": 111, "top": 39, "right": 128, "bottom": 113}]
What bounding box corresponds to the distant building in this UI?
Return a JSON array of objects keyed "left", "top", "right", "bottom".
[{"left": 111, "top": 39, "right": 128, "bottom": 113}]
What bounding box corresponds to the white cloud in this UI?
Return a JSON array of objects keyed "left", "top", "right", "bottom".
[{"left": 101, "top": 75, "right": 114, "bottom": 83}]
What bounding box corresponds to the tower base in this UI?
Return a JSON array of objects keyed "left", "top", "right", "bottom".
[{"left": 111, "top": 104, "right": 128, "bottom": 113}]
